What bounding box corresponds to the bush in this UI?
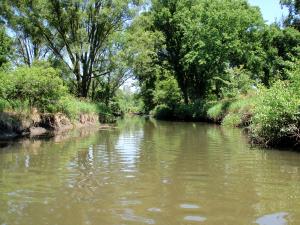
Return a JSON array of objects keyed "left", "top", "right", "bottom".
[
  {"left": 152, "top": 104, "right": 173, "bottom": 120},
  {"left": 250, "top": 60, "right": 300, "bottom": 146},
  {"left": 172, "top": 100, "right": 209, "bottom": 121},
  {"left": 154, "top": 76, "right": 181, "bottom": 107},
  {"left": 0, "top": 64, "right": 113, "bottom": 122},
  {"left": 225, "top": 95, "right": 256, "bottom": 127},
  {"left": 116, "top": 90, "right": 144, "bottom": 114},
  {"left": 0, "top": 99, "right": 9, "bottom": 112},
  {"left": 0, "top": 64, "right": 68, "bottom": 112},
  {"left": 173, "top": 104, "right": 194, "bottom": 121},
  {"left": 250, "top": 80, "right": 300, "bottom": 146}
]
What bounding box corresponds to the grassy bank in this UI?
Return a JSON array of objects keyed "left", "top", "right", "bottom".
[{"left": 0, "top": 64, "right": 114, "bottom": 128}]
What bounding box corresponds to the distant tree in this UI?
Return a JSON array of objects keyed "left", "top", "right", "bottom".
[
  {"left": 124, "top": 12, "right": 165, "bottom": 112},
  {"left": 281, "top": 0, "right": 300, "bottom": 30}
]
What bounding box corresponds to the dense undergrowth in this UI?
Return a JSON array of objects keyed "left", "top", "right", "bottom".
[
  {"left": 152, "top": 62, "right": 300, "bottom": 148},
  {"left": 0, "top": 64, "right": 112, "bottom": 122}
]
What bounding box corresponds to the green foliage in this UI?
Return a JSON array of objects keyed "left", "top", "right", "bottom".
[
  {"left": 133, "top": 0, "right": 300, "bottom": 119},
  {"left": 0, "top": 64, "right": 68, "bottom": 111},
  {"left": 1, "top": 0, "right": 141, "bottom": 97},
  {"left": 0, "top": 62, "right": 111, "bottom": 121},
  {"left": 0, "top": 26, "right": 12, "bottom": 67},
  {"left": 172, "top": 104, "right": 196, "bottom": 121},
  {"left": 0, "top": 99, "right": 9, "bottom": 112},
  {"left": 151, "top": 104, "right": 173, "bottom": 120},
  {"left": 126, "top": 13, "right": 165, "bottom": 113},
  {"left": 222, "top": 113, "right": 242, "bottom": 127},
  {"left": 152, "top": 100, "right": 210, "bottom": 121},
  {"left": 207, "top": 95, "right": 256, "bottom": 126},
  {"left": 58, "top": 96, "right": 109, "bottom": 120},
  {"left": 207, "top": 101, "right": 232, "bottom": 122},
  {"left": 116, "top": 89, "right": 144, "bottom": 114},
  {"left": 173, "top": 101, "right": 209, "bottom": 121},
  {"left": 251, "top": 74, "right": 300, "bottom": 146},
  {"left": 154, "top": 75, "right": 181, "bottom": 107},
  {"left": 219, "top": 67, "right": 254, "bottom": 98},
  {"left": 228, "top": 97, "right": 253, "bottom": 114},
  {"left": 151, "top": 0, "right": 264, "bottom": 101},
  {"left": 247, "top": 25, "right": 300, "bottom": 86}
]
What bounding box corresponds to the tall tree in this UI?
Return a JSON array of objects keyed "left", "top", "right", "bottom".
[
  {"left": 0, "top": 0, "right": 141, "bottom": 97},
  {"left": 0, "top": 1, "right": 48, "bottom": 66},
  {"left": 124, "top": 12, "right": 165, "bottom": 112},
  {"left": 151, "top": 0, "right": 264, "bottom": 102}
]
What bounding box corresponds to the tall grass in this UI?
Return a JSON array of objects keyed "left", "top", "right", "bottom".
[{"left": 58, "top": 96, "right": 111, "bottom": 120}]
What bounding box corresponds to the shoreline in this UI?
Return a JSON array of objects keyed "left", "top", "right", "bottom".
[
  {"left": 1, "top": 111, "right": 299, "bottom": 150},
  {"left": 151, "top": 115, "right": 300, "bottom": 150},
  {"left": 0, "top": 111, "right": 109, "bottom": 141}
]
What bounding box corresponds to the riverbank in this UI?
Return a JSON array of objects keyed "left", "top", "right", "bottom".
[
  {"left": 0, "top": 64, "right": 117, "bottom": 140},
  {"left": 152, "top": 84, "right": 300, "bottom": 149},
  {"left": 0, "top": 110, "right": 106, "bottom": 140}
]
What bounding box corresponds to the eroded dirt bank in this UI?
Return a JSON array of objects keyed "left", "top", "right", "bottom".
[{"left": 0, "top": 110, "right": 101, "bottom": 140}]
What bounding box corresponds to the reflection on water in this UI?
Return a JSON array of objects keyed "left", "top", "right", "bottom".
[
  {"left": 184, "top": 215, "right": 207, "bottom": 222},
  {"left": 1, "top": 116, "right": 300, "bottom": 225},
  {"left": 256, "top": 212, "right": 289, "bottom": 225}
]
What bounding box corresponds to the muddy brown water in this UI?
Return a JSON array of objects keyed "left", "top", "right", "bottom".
[{"left": 1, "top": 117, "right": 300, "bottom": 225}]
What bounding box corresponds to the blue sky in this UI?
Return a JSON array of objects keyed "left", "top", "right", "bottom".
[{"left": 248, "top": 0, "right": 288, "bottom": 24}]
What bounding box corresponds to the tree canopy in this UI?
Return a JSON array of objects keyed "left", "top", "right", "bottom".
[
  {"left": 0, "top": 0, "right": 300, "bottom": 117},
  {"left": 0, "top": 0, "right": 141, "bottom": 98}
]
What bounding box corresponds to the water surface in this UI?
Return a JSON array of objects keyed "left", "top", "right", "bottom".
[{"left": 1, "top": 117, "right": 300, "bottom": 225}]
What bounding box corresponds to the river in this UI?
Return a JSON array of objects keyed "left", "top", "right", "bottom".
[{"left": 1, "top": 117, "right": 300, "bottom": 225}]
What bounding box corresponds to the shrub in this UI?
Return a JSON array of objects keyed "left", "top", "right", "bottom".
[
  {"left": 152, "top": 104, "right": 173, "bottom": 120},
  {"left": 0, "top": 63, "right": 115, "bottom": 123},
  {"left": 250, "top": 79, "right": 300, "bottom": 146},
  {"left": 154, "top": 76, "right": 181, "bottom": 107},
  {"left": 172, "top": 100, "right": 209, "bottom": 121},
  {"left": 207, "top": 103, "right": 223, "bottom": 121},
  {"left": 0, "top": 64, "right": 68, "bottom": 112},
  {"left": 173, "top": 104, "right": 194, "bottom": 121},
  {"left": 116, "top": 90, "right": 144, "bottom": 114}
]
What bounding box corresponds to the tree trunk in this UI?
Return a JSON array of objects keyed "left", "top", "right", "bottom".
[{"left": 81, "top": 76, "right": 89, "bottom": 98}]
